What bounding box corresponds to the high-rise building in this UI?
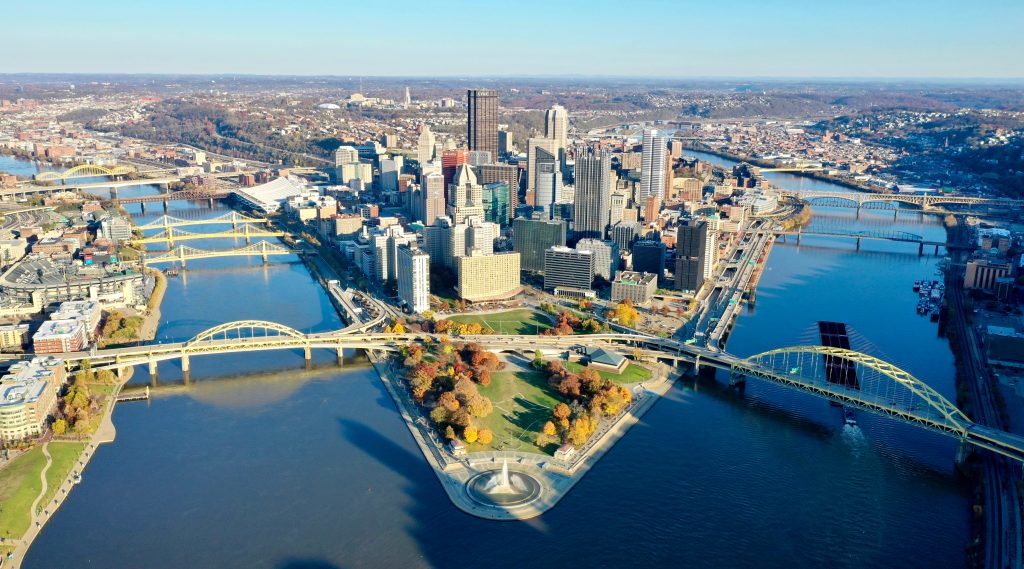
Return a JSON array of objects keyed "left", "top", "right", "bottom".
[
  {"left": 423, "top": 215, "right": 498, "bottom": 272},
  {"left": 417, "top": 126, "right": 435, "bottom": 164},
  {"left": 418, "top": 172, "right": 446, "bottom": 226},
  {"left": 476, "top": 163, "right": 520, "bottom": 213},
  {"left": 544, "top": 105, "right": 568, "bottom": 150},
  {"left": 640, "top": 129, "right": 668, "bottom": 203},
  {"left": 533, "top": 146, "right": 561, "bottom": 218},
  {"left": 611, "top": 221, "right": 641, "bottom": 253},
  {"left": 397, "top": 244, "right": 430, "bottom": 313},
  {"left": 442, "top": 149, "right": 469, "bottom": 188},
  {"left": 632, "top": 239, "right": 667, "bottom": 278},
  {"left": 498, "top": 130, "right": 511, "bottom": 156},
  {"left": 468, "top": 151, "right": 492, "bottom": 166},
  {"left": 575, "top": 239, "right": 619, "bottom": 281},
  {"left": 512, "top": 217, "right": 567, "bottom": 272},
  {"left": 544, "top": 246, "right": 594, "bottom": 292},
  {"left": 482, "top": 182, "right": 511, "bottom": 226},
  {"left": 611, "top": 271, "right": 658, "bottom": 306},
  {"left": 378, "top": 156, "right": 402, "bottom": 193},
  {"left": 526, "top": 137, "right": 559, "bottom": 197},
  {"left": 675, "top": 220, "right": 708, "bottom": 292},
  {"left": 609, "top": 191, "right": 627, "bottom": 227},
  {"left": 467, "top": 89, "right": 499, "bottom": 159},
  {"left": 446, "top": 165, "right": 485, "bottom": 223},
  {"left": 573, "top": 150, "right": 613, "bottom": 240},
  {"left": 334, "top": 145, "right": 360, "bottom": 166},
  {"left": 457, "top": 252, "right": 521, "bottom": 302}
]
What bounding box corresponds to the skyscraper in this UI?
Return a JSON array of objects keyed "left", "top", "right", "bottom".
[
  {"left": 476, "top": 163, "right": 520, "bottom": 212},
  {"left": 543, "top": 246, "right": 594, "bottom": 292},
  {"left": 419, "top": 172, "right": 446, "bottom": 226},
  {"left": 334, "top": 145, "right": 359, "bottom": 166},
  {"left": 441, "top": 149, "right": 469, "bottom": 188},
  {"left": 446, "top": 165, "right": 485, "bottom": 223},
  {"left": 575, "top": 238, "right": 619, "bottom": 281},
  {"left": 632, "top": 239, "right": 667, "bottom": 279},
  {"left": 417, "top": 125, "right": 435, "bottom": 164},
  {"left": 397, "top": 244, "right": 430, "bottom": 313},
  {"left": 640, "top": 129, "right": 668, "bottom": 203},
  {"left": 573, "top": 150, "right": 613, "bottom": 240},
  {"left": 675, "top": 220, "right": 708, "bottom": 292},
  {"left": 482, "top": 182, "right": 511, "bottom": 226},
  {"left": 512, "top": 217, "right": 567, "bottom": 272},
  {"left": 533, "top": 146, "right": 561, "bottom": 218},
  {"left": 544, "top": 105, "right": 568, "bottom": 150},
  {"left": 526, "top": 137, "right": 559, "bottom": 197},
  {"left": 467, "top": 89, "right": 498, "bottom": 159}
]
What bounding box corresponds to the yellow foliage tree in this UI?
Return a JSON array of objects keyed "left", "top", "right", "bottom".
[
  {"left": 463, "top": 425, "right": 478, "bottom": 444},
  {"left": 477, "top": 428, "right": 493, "bottom": 445}
]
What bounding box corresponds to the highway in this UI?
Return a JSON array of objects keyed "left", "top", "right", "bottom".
[{"left": 947, "top": 218, "right": 1022, "bottom": 569}]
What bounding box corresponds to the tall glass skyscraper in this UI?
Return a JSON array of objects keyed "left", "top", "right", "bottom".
[
  {"left": 573, "top": 150, "right": 612, "bottom": 240},
  {"left": 640, "top": 129, "right": 668, "bottom": 202}
]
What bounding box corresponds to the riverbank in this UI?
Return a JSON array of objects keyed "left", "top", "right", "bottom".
[
  {"left": 371, "top": 349, "right": 677, "bottom": 520},
  {"left": 6, "top": 367, "right": 133, "bottom": 568}
]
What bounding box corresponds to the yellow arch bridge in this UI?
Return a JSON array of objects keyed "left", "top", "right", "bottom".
[
  {"left": 132, "top": 224, "right": 285, "bottom": 245},
  {"left": 55, "top": 321, "right": 1024, "bottom": 463},
  {"left": 34, "top": 164, "right": 137, "bottom": 182},
  {"left": 141, "top": 242, "right": 297, "bottom": 267}
]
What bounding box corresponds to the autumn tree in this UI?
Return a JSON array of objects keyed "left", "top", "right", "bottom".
[
  {"left": 463, "top": 425, "right": 478, "bottom": 444},
  {"left": 477, "top": 428, "right": 493, "bottom": 445}
]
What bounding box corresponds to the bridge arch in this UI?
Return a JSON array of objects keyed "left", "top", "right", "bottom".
[
  {"left": 35, "top": 164, "right": 136, "bottom": 182},
  {"left": 186, "top": 320, "right": 307, "bottom": 345},
  {"left": 739, "top": 346, "right": 971, "bottom": 435}
]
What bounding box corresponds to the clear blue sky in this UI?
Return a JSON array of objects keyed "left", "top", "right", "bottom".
[{"left": 5, "top": 0, "right": 1022, "bottom": 78}]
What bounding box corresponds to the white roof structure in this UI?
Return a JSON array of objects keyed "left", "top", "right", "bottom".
[{"left": 233, "top": 176, "right": 311, "bottom": 213}]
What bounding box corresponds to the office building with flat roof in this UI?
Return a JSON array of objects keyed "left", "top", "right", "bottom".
[
  {"left": 456, "top": 251, "right": 521, "bottom": 302},
  {"left": 544, "top": 246, "right": 594, "bottom": 291},
  {"left": 467, "top": 89, "right": 499, "bottom": 159},
  {"left": 0, "top": 357, "right": 64, "bottom": 439},
  {"left": 512, "top": 217, "right": 567, "bottom": 272},
  {"left": 612, "top": 271, "right": 658, "bottom": 305}
]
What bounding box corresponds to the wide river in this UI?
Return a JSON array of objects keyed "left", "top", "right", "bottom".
[{"left": 6, "top": 153, "right": 969, "bottom": 568}]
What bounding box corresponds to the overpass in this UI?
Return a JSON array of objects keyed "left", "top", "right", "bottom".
[
  {"left": 56, "top": 320, "right": 1024, "bottom": 464},
  {"left": 141, "top": 241, "right": 296, "bottom": 267}
]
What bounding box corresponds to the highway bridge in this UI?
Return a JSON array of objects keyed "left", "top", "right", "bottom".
[{"left": 55, "top": 320, "right": 1024, "bottom": 464}]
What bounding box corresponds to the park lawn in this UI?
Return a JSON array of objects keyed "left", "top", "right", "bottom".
[
  {"left": 38, "top": 442, "right": 86, "bottom": 514},
  {"left": 448, "top": 309, "right": 551, "bottom": 335},
  {"left": 565, "top": 361, "right": 653, "bottom": 385},
  {"left": 0, "top": 447, "right": 46, "bottom": 540},
  {"left": 471, "top": 369, "right": 563, "bottom": 455}
]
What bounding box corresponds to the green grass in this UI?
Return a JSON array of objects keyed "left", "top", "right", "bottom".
[
  {"left": 472, "top": 369, "right": 563, "bottom": 455},
  {"left": 0, "top": 447, "right": 46, "bottom": 539},
  {"left": 565, "top": 361, "right": 653, "bottom": 385},
  {"left": 38, "top": 442, "right": 86, "bottom": 514},
  {"left": 448, "top": 309, "right": 552, "bottom": 335}
]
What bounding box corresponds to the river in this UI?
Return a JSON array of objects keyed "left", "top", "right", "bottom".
[{"left": 16, "top": 154, "right": 969, "bottom": 568}]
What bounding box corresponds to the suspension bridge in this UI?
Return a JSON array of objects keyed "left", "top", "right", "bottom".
[
  {"left": 141, "top": 242, "right": 297, "bottom": 267},
  {"left": 52, "top": 321, "right": 1024, "bottom": 464},
  {"left": 137, "top": 212, "right": 270, "bottom": 230},
  {"left": 132, "top": 224, "right": 285, "bottom": 245}
]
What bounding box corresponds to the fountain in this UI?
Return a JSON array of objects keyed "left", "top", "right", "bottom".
[{"left": 466, "top": 458, "right": 542, "bottom": 509}]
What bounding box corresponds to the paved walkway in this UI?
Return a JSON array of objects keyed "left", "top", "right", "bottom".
[{"left": 7, "top": 382, "right": 121, "bottom": 568}]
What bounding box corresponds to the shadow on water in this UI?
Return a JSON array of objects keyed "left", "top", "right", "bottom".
[{"left": 277, "top": 560, "right": 346, "bottom": 569}]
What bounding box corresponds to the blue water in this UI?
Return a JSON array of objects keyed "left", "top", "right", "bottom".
[{"left": 22, "top": 153, "right": 970, "bottom": 569}]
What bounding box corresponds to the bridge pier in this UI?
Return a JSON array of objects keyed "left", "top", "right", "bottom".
[
  {"left": 919, "top": 242, "right": 924, "bottom": 256},
  {"left": 934, "top": 244, "right": 939, "bottom": 255},
  {"left": 140, "top": 201, "right": 146, "bottom": 214},
  {"left": 893, "top": 209, "right": 898, "bottom": 221},
  {"left": 162, "top": 199, "right": 169, "bottom": 212},
  {"left": 148, "top": 361, "right": 158, "bottom": 383},
  {"left": 955, "top": 439, "right": 972, "bottom": 466},
  {"left": 208, "top": 198, "right": 214, "bottom": 208},
  {"left": 336, "top": 347, "right": 345, "bottom": 366},
  {"left": 117, "top": 366, "right": 127, "bottom": 382},
  {"left": 855, "top": 237, "right": 861, "bottom": 251},
  {"left": 795, "top": 229, "right": 801, "bottom": 245},
  {"left": 181, "top": 353, "right": 191, "bottom": 384},
  {"left": 304, "top": 345, "right": 312, "bottom": 369}
]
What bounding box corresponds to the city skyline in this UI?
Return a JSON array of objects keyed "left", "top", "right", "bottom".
[{"left": 3, "top": 0, "right": 1023, "bottom": 79}]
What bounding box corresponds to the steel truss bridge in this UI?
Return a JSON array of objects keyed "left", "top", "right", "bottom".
[
  {"left": 780, "top": 189, "right": 1024, "bottom": 210},
  {"left": 58, "top": 322, "right": 1024, "bottom": 463},
  {"left": 34, "top": 164, "right": 137, "bottom": 182},
  {"left": 764, "top": 227, "right": 960, "bottom": 253},
  {"left": 141, "top": 242, "right": 296, "bottom": 267},
  {"left": 112, "top": 189, "right": 230, "bottom": 205},
  {"left": 138, "top": 211, "right": 270, "bottom": 230},
  {"left": 132, "top": 224, "right": 284, "bottom": 245}
]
